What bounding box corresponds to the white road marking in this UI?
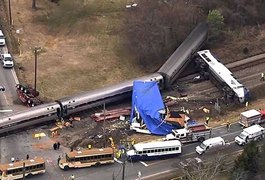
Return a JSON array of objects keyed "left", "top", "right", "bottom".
[
  {"left": 139, "top": 161, "right": 148, "bottom": 167},
  {"left": 11, "top": 68, "right": 19, "bottom": 84},
  {"left": 222, "top": 130, "right": 241, "bottom": 137},
  {"left": 0, "top": 109, "right": 12, "bottom": 112},
  {"left": 138, "top": 168, "right": 178, "bottom": 180}
]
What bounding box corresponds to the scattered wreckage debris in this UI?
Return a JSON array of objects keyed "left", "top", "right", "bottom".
[
  {"left": 165, "top": 111, "right": 189, "bottom": 127},
  {"left": 16, "top": 84, "right": 42, "bottom": 107},
  {"left": 90, "top": 107, "right": 131, "bottom": 122},
  {"left": 50, "top": 117, "right": 81, "bottom": 137},
  {"left": 164, "top": 96, "right": 190, "bottom": 107}
]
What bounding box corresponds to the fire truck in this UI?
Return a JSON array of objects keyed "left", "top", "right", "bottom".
[{"left": 165, "top": 123, "right": 212, "bottom": 143}]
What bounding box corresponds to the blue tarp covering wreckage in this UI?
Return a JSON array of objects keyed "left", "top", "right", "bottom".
[{"left": 130, "top": 81, "right": 176, "bottom": 135}]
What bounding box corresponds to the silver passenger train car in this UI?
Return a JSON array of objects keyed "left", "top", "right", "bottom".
[
  {"left": 0, "top": 102, "right": 60, "bottom": 134},
  {"left": 59, "top": 73, "right": 164, "bottom": 115},
  {"left": 196, "top": 50, "right": 249, "bottom": 103},
  {"left": 158, "top": 22, "right": 208, "bottom": 86},
  {"left": 0, "top": 73, "right": 164, "bottom": 134}
]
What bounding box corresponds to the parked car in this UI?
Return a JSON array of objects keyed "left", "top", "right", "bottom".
[
  {"left": 1, "top": 53, "right": 14, "bottom": 68},
  {"left": 0, "top": 30, "right": 6, "bottom": 46}
]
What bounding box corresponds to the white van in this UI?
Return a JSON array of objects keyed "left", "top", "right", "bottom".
[
  {"left": 196, "top": 137, "right": 225, "bottom": 155},
  {"left": 0, "top": 30, "right": 6, "bottom": 46},
  {"left": 235, "top": 124, "right": 265, "bottom": 145}
]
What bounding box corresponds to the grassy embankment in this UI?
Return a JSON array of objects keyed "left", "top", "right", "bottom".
[{"left": 16, "top": 0, "right": 146, "bottom": 100}]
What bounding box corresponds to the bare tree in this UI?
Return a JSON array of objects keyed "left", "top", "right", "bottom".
[
  {"left": 123, "top": 0, "right": 203, "bottom": 69},
  {"left": 181, "top": 154, "right": 229, "bottom": 180}
]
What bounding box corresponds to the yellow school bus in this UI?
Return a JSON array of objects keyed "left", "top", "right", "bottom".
[
  {"left": 0, "top": 157, "right": 45, "bottom": 180},
  {"left": 59, "top": 147, "right": 114, "bottom": 170}
]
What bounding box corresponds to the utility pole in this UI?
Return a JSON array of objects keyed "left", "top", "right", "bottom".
[
  {"left": 34, "top": 47, "right": 41, "bottom": 94},
  {"left": 34, "top": 47, "right": 38, "bottom": 94},
  {"left": 22, "top": 162, "right": 25, "bottom": 179},
  {"left": 103, "top": 103, "right": 106, "bottom": 148},
  {"left": 8, "top": 0, "right": 12, "bottom": 26},
  {"left": 122, "top": 150, "right": 126, "bottom": 180}
]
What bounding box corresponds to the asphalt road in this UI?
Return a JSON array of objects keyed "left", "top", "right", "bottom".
[
  {"left": 0, "top": 46, "right": 27, "bottom": 114},
  {"left": 0, "top": 122, "right": 256, "bottom": 180}
]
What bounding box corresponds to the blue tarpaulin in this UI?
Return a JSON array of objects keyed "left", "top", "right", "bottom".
[{"left": 130, "top": 81, "right": 176, "bottom": 135}]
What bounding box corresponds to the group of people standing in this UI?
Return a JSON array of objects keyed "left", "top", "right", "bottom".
[{"left": 53, "top": 142, "right": 61, "bottom": 150}]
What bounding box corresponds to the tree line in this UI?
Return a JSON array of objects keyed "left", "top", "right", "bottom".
[{"left": 123, "top": 0, "right": 265, "bottom": 70}]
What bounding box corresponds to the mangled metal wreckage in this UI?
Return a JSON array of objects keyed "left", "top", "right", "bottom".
[{"left": 130, "top": 81, "right": 186, "bottom": 136}]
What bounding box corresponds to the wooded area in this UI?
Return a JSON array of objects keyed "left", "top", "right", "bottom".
[{"left": 123, "top": 0, "right": 265, "bottom": 69}]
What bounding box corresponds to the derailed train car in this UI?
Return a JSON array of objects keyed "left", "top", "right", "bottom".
[{"left": 158, "top": 22, "right": 208, "bottom": 87}]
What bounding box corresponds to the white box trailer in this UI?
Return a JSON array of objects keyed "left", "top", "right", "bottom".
[
  {"left": 239, "top": 109, "right": 264, "bottom": 127},
  {"left": 235, "top": 124, "right": 265, "bottom": 145}
]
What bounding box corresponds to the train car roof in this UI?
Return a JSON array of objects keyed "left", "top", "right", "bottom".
[
  {"left": 133, "top": 140, "right": 181, "bottom": 151},
  {"left": 58, "top": 73, "right": 163, "bottom": 102},
  {"left": 0, "top": 102, "right": 59, "bottom": 124},
  {"left": 158, "top": 22, "right": 208, "bottom": 84},
  {"left": 66, "top": 147, "right": 114, "bottom": 158}
]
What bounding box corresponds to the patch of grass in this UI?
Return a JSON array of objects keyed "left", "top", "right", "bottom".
[{"left": 34, "top": 0, "right": 125, "bottom": 34}]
